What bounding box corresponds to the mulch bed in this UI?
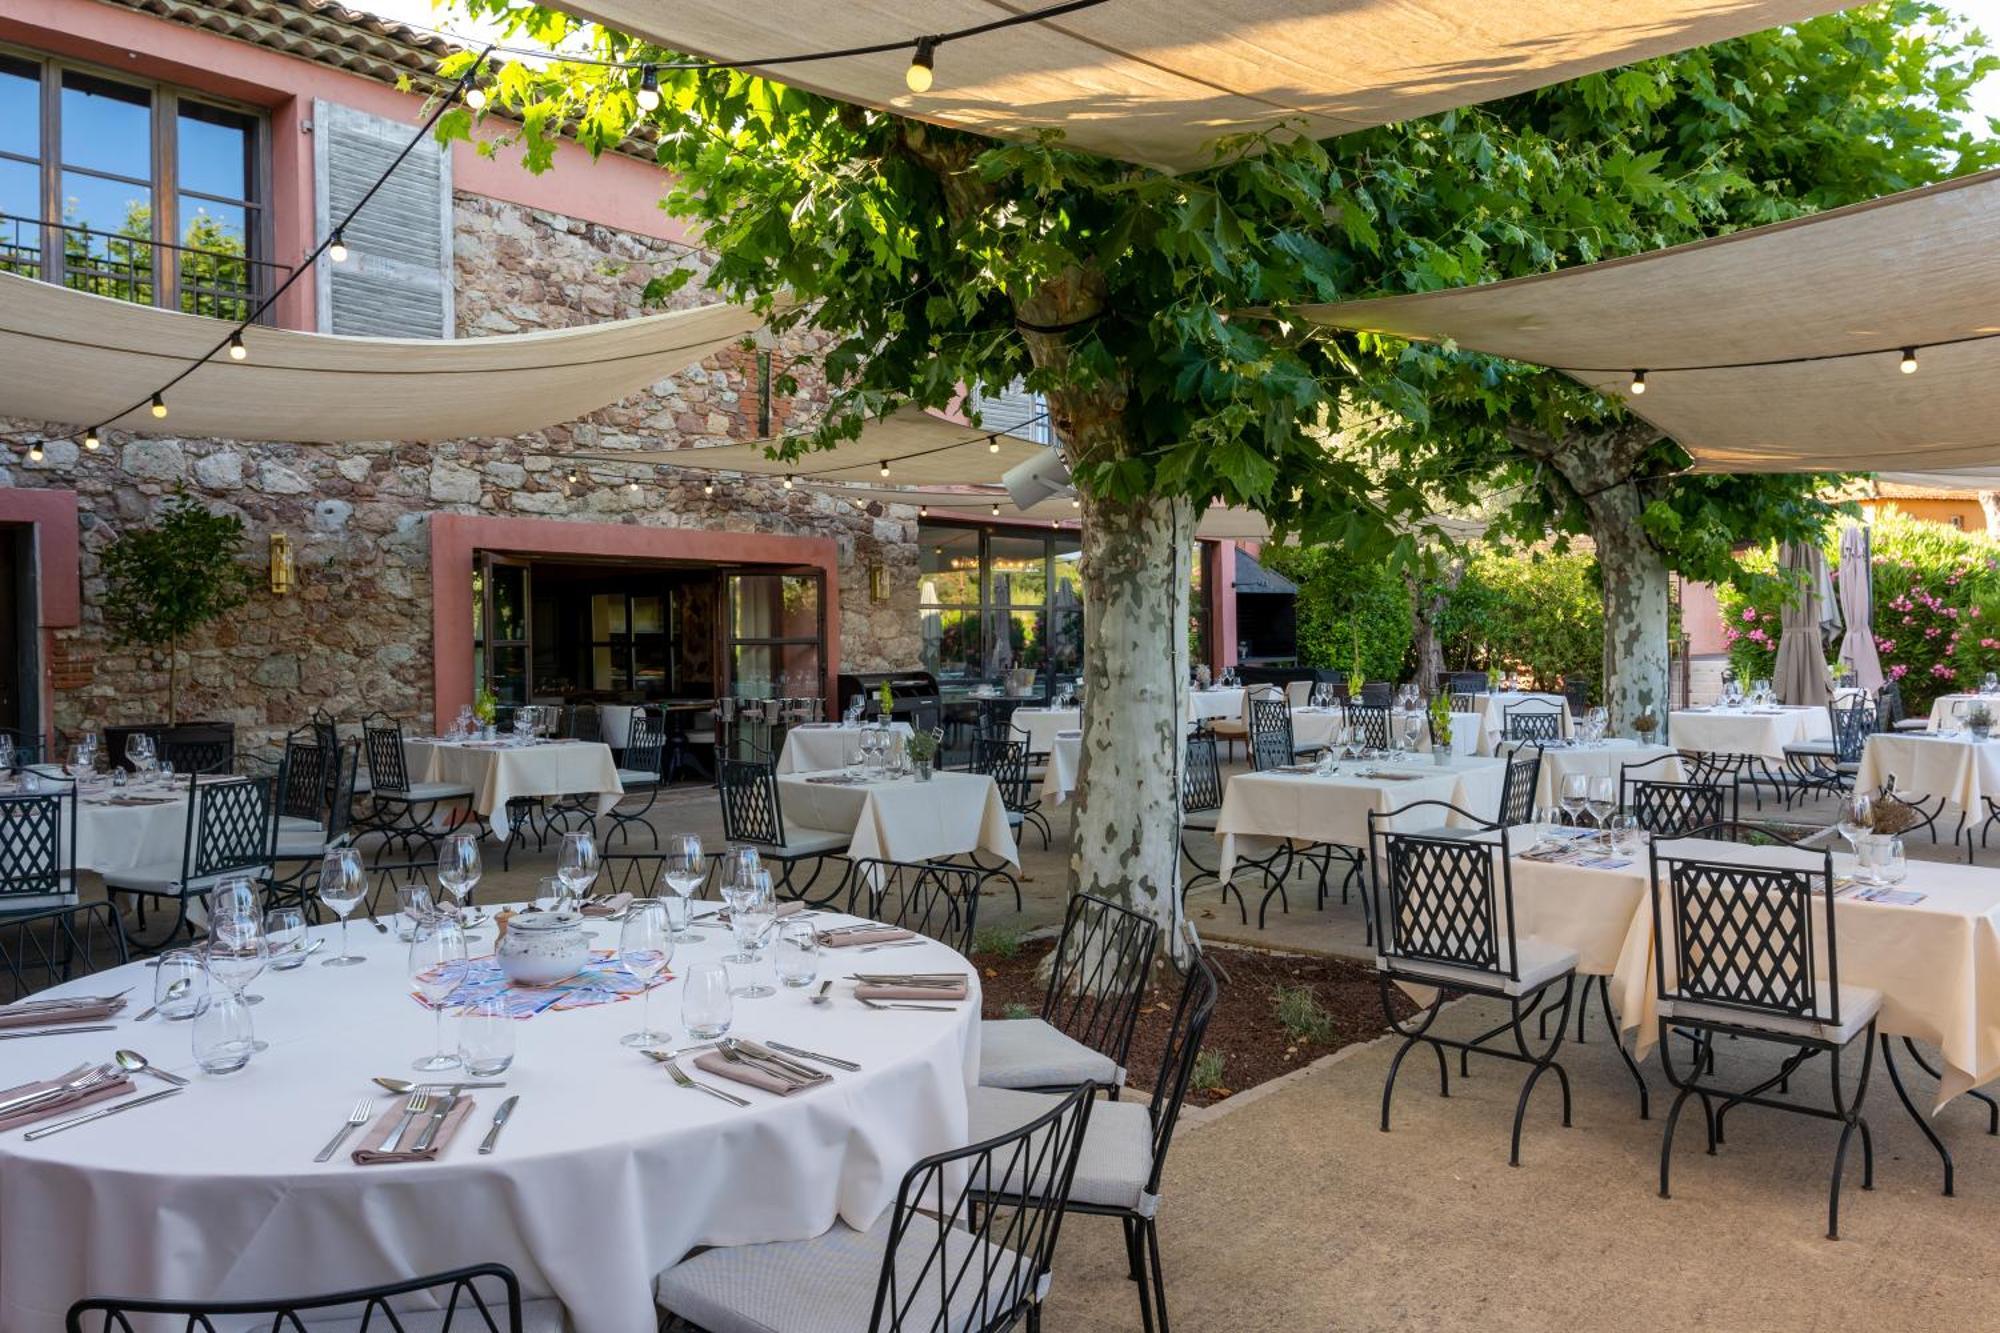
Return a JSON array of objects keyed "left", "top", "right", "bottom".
[{"left": 973, "top": 937, "right": 1413, "bottom": 1106}]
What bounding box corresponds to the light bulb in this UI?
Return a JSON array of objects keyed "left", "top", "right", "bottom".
[
  {"left": 83, "top": 430, "right": 101, "bottom": 451},
  {"left": 150, "top": 393, "right": 168, "bottom": 419},
  {"left": 783, "top": 475, "right": 794, "bottom": 490},
  {"left": 26, "top": 443, "right": 43, "bottom": 462},
  {"left": 465, "top": 83, "right": 488, "bottom": 110},
  {"left": 328, "top": 229, "right": 348, "bottom": 263},
  {"left": 627, "top": 480, "right": 640, "bottom": 492},
  {"left": 1629, "top": 369, "right": 1647, "bottom": 396},
  {"left": 567, "top": 470, "right": 577, "bottom": 483},
  {"left": 879, "top": 462, "right": 891, "bottom": 477},
  {"left": 637, "top": 65, "right": 661, "bottom": 111},
  {"left": 919, "top": 506, "right": 928, "bottom": 517},
  {"left": 228, "top": 332, "right": 247, "bottom": 361},
  {"left": 1901, "top": 347, "right": 1918, "bottom": 375},
  {"left": 1071, "top": 497, "right": 1081, "bottom": 508},
  {"left": 987, "top": 436, "right": 1000, "bottom": 454},
  {"left": 906, "top": 37, "right": 936, "bottom": 93},
  {"left": 990, "top": 503, "right": 1000, "bottom": 516},
  {"left": 703, "top": 481, "right": 714, "bottom": 496}
]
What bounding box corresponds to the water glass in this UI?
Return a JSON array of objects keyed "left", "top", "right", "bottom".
[
  {"left": 263, "top": 908, "right": 308, "bottom": 971},
  {"left": 682, "top": 962, "right": 734, "bottom": 1040},
  {"left": 660, "top": 893, "right": 690, "bottom": 939},
  {"left": 458, "top": 995, "right": 516, "bottom": 1076},
  {"left": 533, "top": 877, "right": 564, "bottom": 913},
  {"left": 1606, "top": 814, "right": 1641, "bottom": 855},
  {"left": 437, "top": 833, "right": 482, "bottom": 927},
  {"left": 1877, "top": 837, "right": 1908, "bottom": 886},
  {"left": 618, "top": 901, "right": 674, "bottom": 1048},
  {"left": 191, "top": 992, "right": 255, "bottom": 1075},
  {"left": 774, "top": 921, "right": 819, "bottom": 989},
  {"left": 409, "top": 920, "right": 468, "bottom": 1072},
  {"left": 396, "top": 881, "right": 438, "bottom": 941},
  {"left": 318, "top": 848, "right": 368, "bottom": 966},
  {"left": 154, "top": 948, "right": 208, "bottom": 1020}
]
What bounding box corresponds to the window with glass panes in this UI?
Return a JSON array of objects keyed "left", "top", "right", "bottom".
[
  {"left": 917, "top": 524, "right": 1083, "bottom": 696},
  {"left": 0, "top": 47, "right": 271, "bottom": 320}
]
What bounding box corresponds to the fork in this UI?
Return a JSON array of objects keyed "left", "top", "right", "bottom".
[
  {"left": 379, "top": 1092, "right": 429, "bottom": 1153},
  {"left": 315, "top": 1099, "right": 373, "bottom": 1162},
  {"left": 662, "top": 1057, "right": 749, "bottom": 1107},
  {"left": 857, "top": 940, "right": 927, "bottom": 954},
  {"left": 857, "top": 996, "right": 958, "bottom": 1012}
]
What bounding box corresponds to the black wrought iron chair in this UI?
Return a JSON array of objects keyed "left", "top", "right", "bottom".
[
  {"left": 68, "top": 1263, "right": 532, "bottom": 1333},
  {"left": 656, "top": 1085, "right": 1092, "bottom": 1333},
  {"left": 1247, "top": 696, "right": 1300, "bottom": 771},
  {"left": 1877, "top": 677, "right": 1929, "bottom": 733},
  {"left": 969, "top": 954, "right": 1221, "bottom": 1333},
  {"left": 1503, "top": 700, "right": 1564, "bottom": 745},
  {"left": 601, "top": 706, "right": 667, "bottom": 849},
  {"left": 1346, "top": 702, "right": 1390, "bottom": 751},
  {"left": 0, "top": 785, "right": 78, "bottom": 919},
  {"left": 1649, "top": 835, "right": 1879, "bottom": 1239},
  {"left": 1442, "top": 671, "right": 1489, "bottom": 695},
  {"left": 0, "top": 901, "right": 124, "bottom": 1003},
  {"left": 1620, "top": 753, "right": 1737, "bottom": 838},
  {"left": 357, "top": 713, "right": 477, "bottom": 861},
  {"left": 1499, "top": 746, "right": 1543, "bottom": 827},
  {"left": 1356, "top": 682, "right": 1394, "bottom": 707},
  {"left": 716, "top": 757, "right": 850, "bottom": 904},
  {"left": 565, "top": 702, "right": 603, "bottom": 745},
  {"left": 1783, "top": 696, "right": 1876, "bottom": 804},
  {"left": 979, "top": 891, "right": 1158, "bottom": 1099},
  {"left": 844, "top": 858, "right": 982, "bottom": 954},
  {"left": 1369, "top": 801, "right": 1578, "bottom": 1166},
  {"left": 265, "top": 740, "right": 360, "bottom": 916},
  {"left": 1179, "top": 731, "right": 1261, "bottom": 924},
  {"left": 154, "top": 723, "right": 235, "bottom": 776},
  {"left": 102, "top": 775, "right": 276, "bottom": 949},
  {"left": 972, "top": 734, "right": 1053, "bottom": 852}
]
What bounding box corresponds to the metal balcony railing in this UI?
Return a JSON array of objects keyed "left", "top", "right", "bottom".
[{"left": 0, "top": 212, "right": 293, "bottom": 324}]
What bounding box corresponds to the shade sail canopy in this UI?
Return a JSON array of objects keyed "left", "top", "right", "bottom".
[
  {"left": 564, "top": 0, "right": 1837, "bottom": 171},
  {"left": 1878, "top": 470, "right": 2000, "bottom": 491},
  {"left": 1285, "top": 168, "right": 2000, "bottom": 473},
  {"left": 0, "top": 271, "right": 764, "bottom": 443}
]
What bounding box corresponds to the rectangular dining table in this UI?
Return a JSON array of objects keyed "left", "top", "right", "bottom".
[
  {"left": 1668, "top": 705, "right": 1831, "bottom": 763},
  {"left": 1465, "top": 692, "right": 1573, "bottom": 753},
  {"left": 404, "top": 739, "right": 622, "bottom": 840},
  {"left": 1855, "top": 732, "right": 2000, "bottom": 831},
  {"left": 777, "top": 768, "right": 1018, "bottom": 866}
]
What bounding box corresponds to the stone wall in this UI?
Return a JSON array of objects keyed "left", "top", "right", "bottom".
[{"left": 0, "top": 193, "right": 920, "bottom": 752}]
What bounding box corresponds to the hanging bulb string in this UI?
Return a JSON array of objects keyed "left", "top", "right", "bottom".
[
  {"left": 73, "top": 46, "right": 494, "bottom": 444},
  {"left": 1547, "top": 330, "right": 1999, "bottom": 383},
  {"left": 562, "top": 407, "right": 1052, "bottom": 481}
]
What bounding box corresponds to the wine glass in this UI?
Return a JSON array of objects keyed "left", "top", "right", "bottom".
[
  {"left": 1586, "top": 776, "right": 1618, "bottom": 840},
  {"left": 408, "top": 919, "right": 468, "bottom": 1072},
  {"left": 618, "top": 900, "right": 674, "bottom": 1047},
  {"left": 154, "top": 948, "right": 208, "bottom": 1021},
  {"left": 1558, "top": 774, "right": 1589, "bottom": 828},
  {"left": 317, "top": 848, "right": 367, "bottom": 966},
  {"left": 730, "top": 897, "right": 778, "bottom": 999},
  {"left": 556, "top": 831, "right": 598, "bottom": 909},
  {"left": 720, "top": 866, "right": 768, "bottom": 965},
  {"left": 205, "top": 910, "right": 269, "bottom": 1052},
  {"left": 437, "top": 833, "right": 482, "bottom": 929},
  {"left": 1836, "top": 792, "right": 1874, "bottom": 857},
  {"left": 533, "top": 876, "right": 564, "bottom": 912},
  {"left": 660, "top": 834, "right": 704, "bottom": 942},
  {"left": 1400, "top": 711, "right": 1424, "bottom": 760}
]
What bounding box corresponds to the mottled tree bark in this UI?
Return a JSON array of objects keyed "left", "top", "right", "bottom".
[
  {"left": 1407, "top": 557, "right": 1463, "bottom": 693},
  {"left": 1979, "top": 491, "right": 2000, "bottom": 534}
]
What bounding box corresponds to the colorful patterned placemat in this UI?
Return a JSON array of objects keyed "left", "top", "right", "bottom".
[{"left": 412, "top": 950, "right": 672, "bottom": 1020}]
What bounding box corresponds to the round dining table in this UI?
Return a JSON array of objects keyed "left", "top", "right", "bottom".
[{"left": 0, "top": 907, "right": 982, "bottom": 1331}]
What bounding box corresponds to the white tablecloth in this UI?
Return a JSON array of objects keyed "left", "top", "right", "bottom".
[
  {"left": 1668, "top": 706, "right": 1831, "bottom": 762},
  {"left": 1500, "top": 739, "right": 1680, "bottom": 810},
  {"left": 1041, "top": 733, "right": 1084, "bottom": 805},
  {"left": 1466, "top": 693, "right": 1573, "bottom": 752},
  {"left": 0, "top": 908, "right": 981, "bottom": 1331},
  {"left": 777, "top": 769, "right": 1018, "bottom": 867},
  {"left": 407, "top": 740, "right": 623, "bottom": 840},
  {"left": 76, "top": 788, "right": 188, "bottom": 875},
  {"left": 1007, "top": 708, "right": 1081, "bottom": 755},
  {"left": 1855, "top": 732, "right": 2000, "bottom": 813},
  {"left": 1214, "top": 756, "right": 1508, "bottom": 885},
  {"left": 1188, "top": 687, "right": 1247, "bottom": 725},
  {"left": 776, "top": 723, "right": 913, "bottom": 775}
]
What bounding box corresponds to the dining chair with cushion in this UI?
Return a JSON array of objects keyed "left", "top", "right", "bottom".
[
  {"left": 1445, "top": 671, "right": 1489, "bottom": 696},
  {"left": 357, "top": 714, "right": 477, "bottom": 862},
  {"left": 1369, "top": 801, "right": 1579, "bottom": 1166},
  {"left": 1782, "top": 697, "right": 1876, "bottom": 804},
  {"left": 264, "top": 739, "right": 360, "bottom": 917},
  {"left": 716, "top": 757, "right": 850, "bottom": 904},
  {"left": 844, "top": 858, "right": 982, "bottom": 954},
  {"left": 1247, "top": 696, "right": 1300, "bottom": 772},
  {"left": 980, "top": 892, "right": 1158, "bottom": 1099},
  {"left": 1876, "top": 678, "right": 1928, "bottom": 733},
  {"left": 1649, "top": 836, "right": 1880, "bottom": 1238},
  {"left": 656, "top": 1084, "right": 1092, "bottom": 1333},
  {"left": 972, "top": 735, "right": 1054, "bottom": 854},
  {"left": 1206, "top": 687, "right": 1259, "bottom": 762},
  {"left": 0, "top": 901, "right": 125, "bottom": 1003},
  {"left": 102, "top": 775, "right": 276, "bottom": 951},
  {"left": 1620, "top": 753, "right": 1737, "bottom": 838},
  {"left": 564, "top": 702, "right": 602, "bottom": 745},
  {"left": 0, "top": 785, "right": 78, "bottom": 918},
  {"left": 1503, "top": 701, "right": 1564, "bottom": 745},
  {"left": 969, "top": 953, "right": 1220, "bottom": 1333},
  {"left": 601, "top": 707, "right": 667, "bottom": 849},
  {"left": 67, "top": 1262, "right": 546, "bottom": 1332}
]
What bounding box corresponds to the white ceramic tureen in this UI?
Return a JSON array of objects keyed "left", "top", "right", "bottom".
[{"left": 496, "top": 909, "right": 588, "bottom": 986}]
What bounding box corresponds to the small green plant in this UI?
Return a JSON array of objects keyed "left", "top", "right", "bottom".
[
  {"left": 1002, "top": 1001, "right": 1035, "bottom": 1021},
  {"left": 1190, "top": 1049, "right": 1226, "bottom": 1094},
  {"left": 907, "top": 730, "right": 941, "bottom": 763},
  {"left": 1273, "top": 984, "right": 1336, "bottom": 1045},
  {"left": 473, "top": 686, "right": 498, "bottom": 726},
  {"left": 878, "top": 680, "right": 894, "bottom": 717},
  {"left": 973, "top": 924, "right": 1024, "bottom": 960},
  {"left": 1427, "top": 694, "right": 1451, "bottom": 746}
]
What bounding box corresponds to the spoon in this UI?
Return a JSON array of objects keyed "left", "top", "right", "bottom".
[
  {"left": 132, "top": 978, "right": 190, "bottom": 1022},
  {"left": 371, "top": 1077, "right": 510, "bottom": 1095},
  {"left": 114, "top": 1049, "right": 190, "bottom": 1088},
  {"left": 809, "top": 980, "right": 833, "bottom": 1007}
]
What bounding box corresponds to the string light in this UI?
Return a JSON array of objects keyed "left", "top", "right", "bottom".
[
  {"left": 783, "top": 475, "right": 795, "bottom": 489},
  {"left": 636, "top": 64, "right": 661, "bottom": 111},
  {"left": 149, "top": 393, "right": 167, "bottom": 419},
  {"left": 1070, "top": 496, "right": 1081, "bottom": 508},
  {"left": 703, "top": 480, "right": 714, "bottom": 496},
  {"left": 991, "top": 503, "right": 1001, "bottom": 516},
  {"left": 919, "top": 505, "right": 928, "bottom": 517},
  {"left": 567, "top": 470, "right": 578, "bottom": 483},
  {"left": 227, "top": 332, "right": 247, "bottom": 361},
  {"left": 1901, "top": 347, "right": 1918, "bottom": 375},
  {"left": 328, "top": 228, "right": 348, "bottom": 263},
  {"left": 26, "top": 443, "right": 43, "bottom": 462},
  {"left": 987, "top": 436, "right": 1000, "bottom": 453},
  {"left": 906, "top": 36, "right": 937, "bottom": 93},
  {"left": 627, "top": 480, "right": 640, "bottom": 492},
  {"left": 1629, "top": 369, "right": 1647, "bottom": 396},
  {"left": 464, "top": 61, "right": 489, "bottom": 110},
  {"left": 878, "top": 462, "right": 891, "bottom": 477},
  {"left": 82, "top": 430, "right": 100, "bottom": 451}
]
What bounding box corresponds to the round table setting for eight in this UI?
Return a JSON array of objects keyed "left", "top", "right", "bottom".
[{"left": 0, "top": 833, "right": 981, "bottom": 1331}]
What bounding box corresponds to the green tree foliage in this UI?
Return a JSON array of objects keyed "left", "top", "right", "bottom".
[
  {"left": 1259, "top": 543, "right": 1412, "bottom": 681},
  {"left": 99, "top": 487, "right": 256, "bottom": 723},
  {"left": 1443, "top": 551, "right": 1605, "bottom": 693}
]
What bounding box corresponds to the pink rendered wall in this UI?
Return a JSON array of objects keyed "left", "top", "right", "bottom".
[
  {"left": 0, "top": 0, "right": 693, "bottom": 331},
  {"left": 1683, "top": 581, "right": 1728, "bottom": 655}
]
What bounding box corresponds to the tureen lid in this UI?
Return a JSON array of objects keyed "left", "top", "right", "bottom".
[{"left": 509, "top": 909, "right": 583, "bottom": 931}]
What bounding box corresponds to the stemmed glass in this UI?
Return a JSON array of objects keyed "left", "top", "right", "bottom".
[
  {"left": 409, "top": 918, "right": 468, "bottom": 1072},
  {"left": 318, "top": 848, "right": 368, "bottom": 966},
  {"left": 1586, "top": 776, "right": 1618, "bottom": 843},
  {"left": 1837, "top": 792, "right": 1874, "bottom": 858},
  {"left": 1400, "top": 711, "right": 1424, "bottom": 761},
  {"left": 208, "top": 877, "right": 265, "bottom": 1004},
  {"left": 437, "top": 833, "right": 482, "bottom": 930},
  {"left": 660, "top": 834, "right": 705, "bottom": 942},
  {"left": 720, "top": 865, "right": 768, "bottom": 965},
  {"left": 730, "top": 892, "right": 778, "bottom": 1000},
  {"left": 1558, "top": 774, "right": 1589, "bottom": 829},
  {"left": 205, "top": 910, "right": 269, "bottom": 1053},
  {"left": 556, "top": 831, "right": 598, "bottom": 909},
  {"left": 618, "top": 900, "right": 674, "bottom": 1047}
]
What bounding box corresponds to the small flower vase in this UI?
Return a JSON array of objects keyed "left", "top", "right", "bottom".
[
  {"left": 1973, "top": 724, "right": 1991, "bottom": 743},
  {"left": 1432, "top": 748, "right": 1451, "bottom": 766},
  {"left": 915, "top": 759, "right": 934, "bottom": 781}
]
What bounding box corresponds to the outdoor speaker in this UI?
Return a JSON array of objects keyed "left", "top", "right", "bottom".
[{"left": 1002, "top": 446, "right": 1074, "bottom": 509}]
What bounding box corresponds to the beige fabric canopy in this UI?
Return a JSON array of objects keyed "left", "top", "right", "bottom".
[
  {"left": 0, "top": 271, "right": 763, "bottom": 443},
  {"left": 1284, "top": 168, "right": 2000, "bottom": 474},
  {"left": 564, "top": 0, "right": 1837, "bottom": 171},
  {"left": 801, "top": 481, "right": 1271, "bottom": 540}
]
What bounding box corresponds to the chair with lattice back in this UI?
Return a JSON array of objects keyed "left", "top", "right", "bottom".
[
  {"left": 0, "top": 901, "right": 123, "bottom": 1004},
  {"left": 154, "top": 723, "right": 235, "bottom": 776},
  {"left": 1499, "top": 746, "right": 1543, "bottom": 827},
  {"left": 1620, "top": 752, "right": 1737, "bottom": 837},
  {"left": 1346, "top": 702, "right": 1390, "bottom": 750},
  {"left": 1368, "top": 800, "right": 1578, "bottom": 1165},
  {"left": 844, "top": 858, "right": 981, "bottom": 954},
  {"left": 102, "top": 775, "right": 276, "bottom": 949},
  {"left": 1649, "top": 836, "right": 1880, "bottom": 1238},
  {"left": 1504, "top": 701, "right": 1564, "bottom": 744},
  {"left": 265, "top": 740, "right": 360, "bottom": 916},
  {"left": 598, "top": 706, "right": 668, "bottom": 849},
  {"left": 67, "top": 1263, "right": 538, "bottom": 1333},
  {"left": 1783, "top": 696, "right": 1877, "bottom": 804},
  {"left": 1248, "top": 696, "right": 1299, "bottom": 772},
  {"left": 1179, "top": 731, "right": 1254, "bottom": 924},
  {"left": 356, "top": 713, "right": 477, "bottom": 860},
  {"left": 716, "top": 757, "right": 849, "bottom": 904},
  {"left": 972, "top": 735, "right": 1053, "bottom": 851},
  {"left": 0, "top": 786, "right": 78, "bottom": 919}
]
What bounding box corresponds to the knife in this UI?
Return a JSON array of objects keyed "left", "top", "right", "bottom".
[
  {"left": 757, "top": 1039, "right": 862, "bottom": 1074},
  {"left": 477, "top": 1096, "right": 519, "bottom": 1155},
  {"left": 23, "top": 1087, "right": 183, "bottom": 1141},
  {"left": 410, "top": 1088, "right": 460, "bottom": 1152},
  {"left": 0, "top": 1024, "right": 119, "bottom": 1041}
]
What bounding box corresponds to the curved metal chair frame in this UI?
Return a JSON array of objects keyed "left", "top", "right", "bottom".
[
  {"left": 716, "top": 757, "right": 850, "bottom": 905},
  {"left": 68, "top": 1263, "right": 525, "bottom": 1333}
]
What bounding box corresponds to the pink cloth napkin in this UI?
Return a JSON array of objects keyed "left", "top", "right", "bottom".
[
  {"left": 817, "top": 927, "right": 915, "bottom": 948},
  {"left": 0, "top": 1072, "right": 135, "bottom": 1132},
  {"left": 0, "top": 998, "right": 125, "bottom": 1030},
  {"left": 351, "top": 1096, "right": 478, "bottom": 1165},
  {"left": 581, "top": 892, "right": 634, "bottom": 919},
  {"left": 855, "top": 981, "right": 968, "bottom": 1001},
  {"left": 693, "top": 1052, "right": 813, "bottom": 1096}
]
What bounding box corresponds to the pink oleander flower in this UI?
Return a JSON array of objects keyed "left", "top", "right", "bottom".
[
  {"left": 1748, "top": 629, "right": 1769, "bottom": 643},
  {"left": 1982, "top": 638, "right": 1999, "bottom": 650},
  {"left": 1878, "top": 638, "right": 1897, "bottom": 653},
  {"left": 1926, "top": 627, "right": 1942, "bottom": 639},
  {"left": 1741, "top": 607, "right": 1758, "bottom": 622},
  {"left": 1933, "top": 664, "right": 1958, "bottom": 678},
  {"left": 1891, "top": 663, "right": 1911, "bottom": 679}
]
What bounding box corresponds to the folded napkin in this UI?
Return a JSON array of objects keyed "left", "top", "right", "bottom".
[
  {"left": 580, "top": 892, "right": 634, "bottom": 919},
  {"left": 0, "top": 997, "right": 126, "bottom": 1030},
  {"left": 817, "top": 926, "right": 914, "bottom": 948},
  {"left": 0, "top": 1071, "right": 134, "bottom": 1132},
  {"left": 693, "top": 1051, "right": 819, "bottom": 1096},
  {"left": 856, "top": 980, "right": 968, "bottom": 1001},
  {"left": 1359, "top": 770, "right": 1427, "bottom": 782},
  {"left": 1056, "top": 729, "right": 1082, "bottom": 738},
  {"left": 804, "top": 775, "right": 861, "bottom": 785},
  {"left": 715, "top": 901, "right": 807, "bottom": 924},
  {"left": 351, "top": 1096, "right": 478, "bottom": 1165}
]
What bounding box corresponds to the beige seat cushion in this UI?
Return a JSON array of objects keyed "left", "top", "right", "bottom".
[
  {"left": 969, "top": 1085, "right": 1154, "bottom": 1211},
  {"left": 979, "top": 1017, "right": 1122, "bottom": 1090},
  {"left": 1661, "top": 983, "right": 1881, "bottom": 1045},
  {"left": 1377, "top": 935, "right": 1577, "bottom": 998}
]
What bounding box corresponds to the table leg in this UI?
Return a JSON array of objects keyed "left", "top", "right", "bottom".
[{"left": 1878, "top": 1034, "right": 1955, "bottom": 1197}]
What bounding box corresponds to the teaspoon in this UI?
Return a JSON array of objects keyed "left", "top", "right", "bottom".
[{"left": 113, "top": 1049, "right": 190, "bottom": 1088}]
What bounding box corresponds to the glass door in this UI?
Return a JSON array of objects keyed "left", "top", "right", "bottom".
[
  {"left": 719, "top": 569, "right": 826, "bottom": 703},
  {"left": 473, "top": 553, "right": 532, "bottom": 706}
]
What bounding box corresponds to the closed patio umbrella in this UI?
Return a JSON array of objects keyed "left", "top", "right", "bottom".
[
  {"left": 1836, "top": 524, "right": 1884, "bottom": 692},
  {"left": 1774, "top": 540, "right": 1833, "bottom": 707}
]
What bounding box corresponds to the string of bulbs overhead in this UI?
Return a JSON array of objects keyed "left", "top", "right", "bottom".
[{"left": 1563, "top": 334, "right": 1985, "bottom": 397}]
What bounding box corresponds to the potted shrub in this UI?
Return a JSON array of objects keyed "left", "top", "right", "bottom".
[
  {"left": 99, "top": 487, "right": 256, "bottom": 766},
  {"left": 1633, "top": 712, "right": 1660, "bottom": 742},
  {"left": 907, "top": 729, "right": 941, "bottom": 780}
]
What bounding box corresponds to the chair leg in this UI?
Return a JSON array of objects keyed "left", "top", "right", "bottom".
[
  {"left": 1507, "top": 980, "right": 1574, "bottom": 1167},
  {"left": 1379, "top": 984, "right": 1447, "bottom": 1134},
  {"left": 1144, "top": 1217, "right": 1170, "bottom": 1333}
]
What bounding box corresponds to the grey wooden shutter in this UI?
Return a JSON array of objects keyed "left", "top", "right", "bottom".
[
  {"left": 312, "top": 100, "right": 453, "bottom": 338},
  {"left": 969, "top": 380, "right": 1052, "bottom": 444}
]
